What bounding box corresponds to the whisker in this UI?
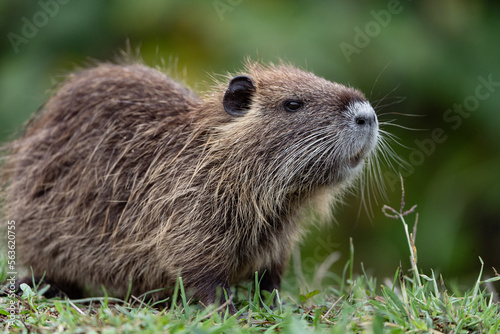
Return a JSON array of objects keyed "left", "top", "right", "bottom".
[
  {"left": 379, "top": 122, "right": 426, "bottom": 132},
  {"left": 376, "top": 112, "right": 425, "bottom": 118},
  {"left": 377, "top": 132, "right": 407, "bottom": 152},
  {"left": 372, "top": 96, "right": 406, "bottom": 108},
  {"left": 373, "top": 84, "right": 401, "bottom": 110},
  {"left": 369, "top": 59, "right": 393, "bottom": 101},
  {"left": 377, "top": 137, "right": 409, "bottom": 170},
  {"left": 378, "top": 129, "right": 407, "bottom": 144}
]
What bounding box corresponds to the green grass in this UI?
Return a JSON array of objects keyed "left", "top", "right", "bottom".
[{"left": 1, "top": 194, "right": 499, "bottom": 333}]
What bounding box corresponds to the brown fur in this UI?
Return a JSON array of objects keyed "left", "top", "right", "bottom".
[{"left": 1, "top": 60, "right": 379, "bottom": 312}]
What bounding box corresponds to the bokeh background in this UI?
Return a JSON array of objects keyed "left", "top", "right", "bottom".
[{"left": 1, "top": 0, "right": 499, "bottom": 292}]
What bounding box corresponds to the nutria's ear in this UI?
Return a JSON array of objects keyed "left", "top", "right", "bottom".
[{"left": 223, "top": 75, "right": 256, "bottom": 117}]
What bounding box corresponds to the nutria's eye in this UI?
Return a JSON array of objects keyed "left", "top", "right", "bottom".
[{"left": 284, "top": 100, "right": 303, "bottom": 112}]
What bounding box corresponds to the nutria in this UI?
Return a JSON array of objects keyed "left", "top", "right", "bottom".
[{"left": 1, "top": 59, "right": 380, "bottom": 313}]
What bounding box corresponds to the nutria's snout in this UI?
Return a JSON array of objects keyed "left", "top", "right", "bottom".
[{"left": 337, "top": 100, "right": 379, "bottom": 169}]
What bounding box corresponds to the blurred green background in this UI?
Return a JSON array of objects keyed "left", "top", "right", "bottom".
[{"left": 1, "top": 0, "right": 499, "bottom": 291}]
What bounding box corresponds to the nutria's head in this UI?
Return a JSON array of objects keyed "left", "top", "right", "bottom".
[{"left": 206, "top": 62, "right": 379, "bottom": 196}]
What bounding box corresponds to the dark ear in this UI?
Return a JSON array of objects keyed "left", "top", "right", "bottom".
[{"left": 223, "top": 75, "right": 256, "bottom": 117}]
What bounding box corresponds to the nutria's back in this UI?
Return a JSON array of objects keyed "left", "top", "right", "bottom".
[{"left": 1, "top": 60, "right": 379, "bottom": 312}]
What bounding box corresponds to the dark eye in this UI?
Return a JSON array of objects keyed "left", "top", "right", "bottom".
[{"left": 284, "top": 100, "right": 303, "bottom": 112}]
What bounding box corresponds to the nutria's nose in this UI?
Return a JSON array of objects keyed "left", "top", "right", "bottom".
[
  {"left": 355, "top": 114, "right": 376, "bottom": 127},
  {"left": 348, "top": 101, "right": 377, "bottom": 128}
]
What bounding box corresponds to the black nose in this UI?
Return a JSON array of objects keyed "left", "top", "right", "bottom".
[{"left": 355, "top": 114, "right": 376, "bottom": 126}]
